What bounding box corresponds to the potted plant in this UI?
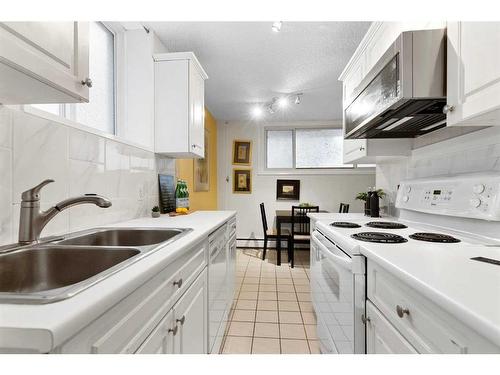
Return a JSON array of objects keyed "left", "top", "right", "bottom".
[
  {"left": 151, "top": 206, "right": 161, "bottom": 218},
  {"left": 356, "top": 189, "right": 386, "bottom": 215}
]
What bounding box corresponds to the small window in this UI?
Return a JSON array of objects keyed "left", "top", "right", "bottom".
[
  {"left": 266, "top": 127, "right": 351, "bottom": 170},
  {"left": 295, "top": 128, "right": 343, "bottom": 168},
  {"left": 29, "top": 22, "right": 116, "bottom": 135},
  {"left": 266, "top": 130, "right": 293, "bottom": 168}
]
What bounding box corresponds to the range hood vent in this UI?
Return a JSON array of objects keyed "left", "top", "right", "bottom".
[{"left": 344, "top": 29, "right": 446, "bottom": 139}]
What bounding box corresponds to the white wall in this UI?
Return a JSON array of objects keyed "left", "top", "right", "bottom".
[
  {"left": 0, "top": 105, "right": 175, "bottom": 246},
  {"left": 217, "top": 120, "right": 376, "bottom": 246},
  {"left": 376, "top": 126, "right": 500, "bottom": 217}
]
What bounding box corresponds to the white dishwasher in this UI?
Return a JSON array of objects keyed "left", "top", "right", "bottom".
[{"left": 208, "top": 224, "right": 229, "bottom": 354}]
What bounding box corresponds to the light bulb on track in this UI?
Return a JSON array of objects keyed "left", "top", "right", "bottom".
[
  {"left": 251, "top": 106, "right": 263, "bottom": 118},
  {"left": 272, "top": 21, "right": 282, "bottom": 33},
  {"left": 278, "top": 97, "right": 289, "bottom": 108}
]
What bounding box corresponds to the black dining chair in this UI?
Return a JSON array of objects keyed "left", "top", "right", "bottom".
[
  {"left": 290, "top": 205, "right": 319, "bottom": 268},
  {"left": 339, "top": 203, "right": 350, "bottom": 213},
  {"left": 260, "top": 203, "right": 292, "bottom": 264}
]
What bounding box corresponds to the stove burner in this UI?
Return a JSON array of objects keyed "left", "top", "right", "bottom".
[
  {"left": 351, "top": 232, "right": 408, "bottom": 244},
  {"left": 365, "top": 221, "right": 408, "bottom": 229},
  {"left": 409, "top": 233, "right": 461, "bottom": 243},
  {"left": 330, "top": 222, "right": 361, "bottom": 228}
]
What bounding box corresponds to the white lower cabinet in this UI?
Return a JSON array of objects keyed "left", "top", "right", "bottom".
[
  {"left": 53, "top": 216, "right": 236, "bottom": 354},
  {"left": 366, "top": 260, "right": 500, "bottom": 354},
  {"left": 366, "top": 301, "right": 417, "bottom": 354},
  {"left": 138, "top": 268, "right": 208, "bottom": 354},
  {"left": 172, "top": 269, "right": 208, "bottom": 354},
  {"left": 136, "top": 310, "right": 175, "bottom": 354}
]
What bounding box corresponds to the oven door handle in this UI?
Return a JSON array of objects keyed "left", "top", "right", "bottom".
[{"left": 312, "top": 233, "right": 353, "bottom": 271}]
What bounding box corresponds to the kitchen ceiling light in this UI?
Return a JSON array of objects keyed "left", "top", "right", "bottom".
[
  {"left": 251, "top": 93, "right": 302, "bottom": 117},
  {"left": 252, "top": 106, "right": 263, "bottom": 118},
  {"left": 272, "top": 21, "right": 282, "bottom": 32},
  {"left": 277, "top": 97, "right": 289, "bottom": 108}
]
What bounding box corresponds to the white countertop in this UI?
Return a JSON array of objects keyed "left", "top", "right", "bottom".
[
  {"left": 311, "top": 213, "right": 500, "bottom": 348},
  {"left": 0, "top": 211, "right": 235, "bottom": 353}
]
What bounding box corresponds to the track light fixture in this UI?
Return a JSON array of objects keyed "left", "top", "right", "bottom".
[{"left": 250, "top": 93, "right": 303, "bottom": 119}]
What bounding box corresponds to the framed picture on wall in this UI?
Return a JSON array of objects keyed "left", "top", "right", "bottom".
[
  {"left": 233, "top": 169, "right": 252, "bottom": 194},
  {"left": 276, "top": 179, "right": 300, "bottom": 200},
  {"left": 194, "top": 129, "right": 209, "bottom": 192},
  {"left": 232, "top": 140, "right": 252, "bottom": 165}
]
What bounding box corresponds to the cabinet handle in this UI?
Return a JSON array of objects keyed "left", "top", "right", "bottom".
[
  {"left": 361, "top": 314, "right": 371, "bottom": 324},
  {"left": 176, "top": 315, "right": 186, "bottom": 326},
  {"left": 173, "top": 278, "right": 183, "bottom": 288},
  {"left": 168, "top": 325, "right": 178, "bottom": 336},
  {"left": 443, "top": 104, "right": 455, "bottom": 114},
  {"left": 81, "top": 78, "right": 93, "bottom": 88},
  {"left": 192, "top": 144, "right": 202, "bottom": 149},
  {"left": 359, "top": 146, "right": 365, "bottom": 151},
  {"left": 396, "top": 305, "right": 410, "bottom": 318}
]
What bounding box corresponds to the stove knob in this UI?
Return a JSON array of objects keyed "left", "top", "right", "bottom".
[
  {"left": 473, "top": 184, "right": 485, "bottom": 194},
  {"left": 470, "top": 198, "right": 482, "bottom": 208},
  {"left": 403, "top": 196, "right": 409, "bottom": 203},
  {"left": 405, "top": 186, "right": 411, "bottom": 193}
]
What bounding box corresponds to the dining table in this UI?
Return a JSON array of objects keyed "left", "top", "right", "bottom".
[{"left": 274, "top": 209, "right": 329, "bottom": 266}]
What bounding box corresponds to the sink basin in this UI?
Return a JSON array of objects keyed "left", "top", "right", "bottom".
[
  {"left": 0, "top": 227, "right": 192, "bottom": 303},
  {"left": 58, "top": 228, "right": 185, "bottom": 247},
  {"left": 0, "top": 246, "right": 140, "bottom": 294}
]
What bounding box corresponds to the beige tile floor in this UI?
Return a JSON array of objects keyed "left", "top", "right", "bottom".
[{"left": 221, "top": 248, "right": 320, "bottom": 354}]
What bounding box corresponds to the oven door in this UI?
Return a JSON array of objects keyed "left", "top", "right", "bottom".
[{"left": 311, "top": 231, "right": 364, "bottom": 354}]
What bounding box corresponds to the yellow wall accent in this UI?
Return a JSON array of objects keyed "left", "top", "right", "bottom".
[{"left": 176, "top": 109, "right": 218, "bottom": 211}]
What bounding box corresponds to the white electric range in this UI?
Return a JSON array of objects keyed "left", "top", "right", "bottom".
[{"left": 310, "top": 172, "right": 500, "bottom": 354}]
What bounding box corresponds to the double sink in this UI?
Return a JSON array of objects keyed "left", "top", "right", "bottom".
[{"left": 0, "top": 227, "right": 192, "bottom": 304}]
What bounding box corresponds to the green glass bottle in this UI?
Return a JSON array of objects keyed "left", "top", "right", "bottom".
[
  {"left": 184, "top": 180, "right": 190, "bottom": 210},
  {"left": 175, "top": 179, "right": 183, "bottom": 209}
]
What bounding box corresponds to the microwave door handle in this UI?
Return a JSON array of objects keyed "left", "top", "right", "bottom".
[{"left": 311, "top": 234, "right": 353, "bottom": 271}]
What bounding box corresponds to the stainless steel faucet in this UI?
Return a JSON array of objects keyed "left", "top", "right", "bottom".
[{"left": 18, "top": 179, "right": 112, "bottom": 244}]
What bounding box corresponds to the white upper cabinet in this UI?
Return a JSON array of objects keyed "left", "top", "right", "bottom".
[
  {"left": 343, "top": 138, "right": 411, "bottom": 164},
  {"left": 446, "top": 22, "right": 500, "bottom": 126},
  {"left": 154, "top": 52, "right": 208, "bottom": 158},
  {"left": 0, "top": 22, "right": 90, "bottom": 104}
]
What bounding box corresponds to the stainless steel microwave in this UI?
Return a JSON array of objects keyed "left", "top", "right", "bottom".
[{"left": 344, "top": 29, "right": 446, "bottom": 139}]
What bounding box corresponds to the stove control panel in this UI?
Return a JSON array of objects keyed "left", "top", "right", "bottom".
[{"left": 395, "top": 173, "right": 500, "bottom": 221}]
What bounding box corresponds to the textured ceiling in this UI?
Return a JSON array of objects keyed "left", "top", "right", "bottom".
[{"left": 146, "top": 22, "right": 371, "bottom": 122}]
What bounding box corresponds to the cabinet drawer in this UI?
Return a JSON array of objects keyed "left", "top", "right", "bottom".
[
  {"left": 366, "top": 301, "right": 417, "bottom": 354},
  {"left": 367, "top": 261, "right": 499, "bottom": 353},
  {"left": 178, "top": 246, "right": 206, "bottom": 289}
]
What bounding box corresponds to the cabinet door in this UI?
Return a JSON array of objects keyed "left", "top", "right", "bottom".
[
  {"left": 343, "top": 139, "right": 367, "bottom": 163},
  {"left": 366, "top": 301, "right": 417, "bottom": 354},
  {"left": 135, "top": 310, "right": 175, "bottom": 354},
  {"left": 0, "top": 22, "right": 89, "bottom": 103},
  {"left": 173, "top": 268, "right": 208, "bottom": 354},
  {"left": 447, "top": 22, "right": 500, "bottom": 126},
  {"left": 189, "top": 65, "right": 205, "bottom": 158}
]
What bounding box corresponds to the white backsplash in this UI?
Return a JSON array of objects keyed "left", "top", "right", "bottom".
[
  {"left": 376, "top": 127, "right": 500, "bottom": 217},
  {"left": 0, "top": 106, "right": 175, "bottom": 246}
]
